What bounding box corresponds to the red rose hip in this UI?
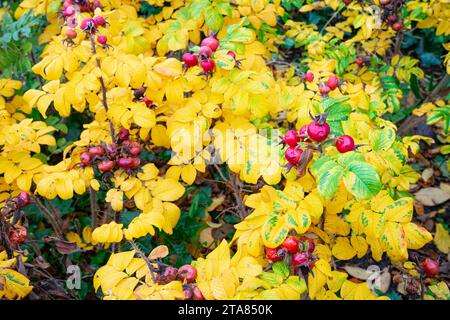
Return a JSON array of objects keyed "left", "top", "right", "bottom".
[
  {"left": 98, "top": 160, "right": 114, "bottom": 173},
  {"left": 335, "top": 135, "right": 355, "bottom": 153},
  {"left": 265, "top": 247, "right": 283, "bottom": 262},
  {"left": 200, "top": 59, "right": 215, "bottom": 72},
  {"left": 201, "top": 35, "right": 219, "bottom": 51},
  {"left": 282, "top": 236, "right": 299, "bottom": 254},
  {"left": 420, "top": 258, "right": 439, "bottom": 276},
  {"left": 283, "top": 130, "right": 300, "bottom": 147},
  {"left": 326, "top": 76, "right": 339, "bottom": 90},
  {"left": 177, "top": 265, "right": 197, "bottom": 283},
  {"left": 285, "top": 147, "right": 302, "bottom": 165},
  {"left": 304, "top": 72, "right": 314, "bottom": 82},
  {"left": 183, "top": 53, "right": 198, "bottom": 67},
  {"left": 292, "top": 252, "right": 308, "bottom": 267},
  {"left": 307, "top": 121, "right": 330, "bottom": 142}
]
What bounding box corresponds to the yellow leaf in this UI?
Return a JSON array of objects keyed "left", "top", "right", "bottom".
[
  {"left": 434, "top": 223, "right": 450, "bottom": 254},
  {"left": 151, "top": 179, "right": 185, "bottom": 202},
  {"left": 153, "top": 58, "right": 182, "bottom": 77},
  {"left": 332, "top": 237, "right": 357, "bottom": 260}
]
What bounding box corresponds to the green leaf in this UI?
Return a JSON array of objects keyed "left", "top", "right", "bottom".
[
  {"left": 314, "top": 158, "right": 345, "bottom": 200},
  {"left": 272, "top": 261, "right": 290, "bottom": 280},
  {"left": 342, "top": 161, "right": 382, "bottom": 200},
  {"left": 369, "top": 127, "right": 396, "bottom": 151},
  {"left": 205, "top": 7, "right": 224, "bottom": 33}
]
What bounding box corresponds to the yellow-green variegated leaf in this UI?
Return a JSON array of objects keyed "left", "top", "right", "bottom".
[
  {"left": 286, "top": 209, "right": 311, "bottom": 235},
  {"left": 369, "top": 127, "right": 396, "bottom": 151},
  {"left": 403, "top": 222, "right": 432, "bottom": 249},
  {"left": 383, "top": 197, "right": 413, "bottom": 223},
  {"left": 261, "top": 212, "right": 289, "bottom": 248},
  {"left": 342, "top": 162, "right": 382, "bottom": 200},
  {"left": 381, "top": 222, "right": 408, "bottom": 261}
]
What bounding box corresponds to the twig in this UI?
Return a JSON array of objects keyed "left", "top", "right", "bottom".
[
  {"left": 32, "top": 195, "right": 63, "bottom": 238},
  {"left": 129, "top": 240, "right": 158, "bottom": 284},
  {"left": 88, "top": 34, "right": 115, "bottom": 139},
  {"left": 89, "top": 187, "right": 98, "bottom": 229},
  {"left": 423, "top": 73, "right": 449, "bottom": 103},
  {"left": 320, "top": 6, "right": 343, "bottom": 34}
]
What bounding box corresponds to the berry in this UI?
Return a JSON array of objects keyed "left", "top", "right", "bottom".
[
  {"left": 326, "top": 76, "right": 339, "bottom": 90},
  {"left": 285, "top": 147, "right": 302, "bottom": 165},
  {"left": 88, "top": 146, "right": 105, "bottom": 157},
  {"left": 97, "top": 35, "right": 107, "bottom": 45},
  {"left": 282, "top": 236, "right": 299, "bottom": 254},
  {"left": 200, "top": 59, "right": 215, "bottom": 72},
  {"left": 177, "top": 265, "right": 197, "bottom": 283},
  {"left": 130, "top": 146, "right": 142, "bottom": 156},
  {"left": 356, "top": 57, "right": 364, "bottom": 66},
  {"left": 192, "top": 286, "right": 205, "bottom": 300},
  {"left": 420, "top": 258, "right": 439, "bottom": 276},
  {"left": 265, "top": 247, "right": 283, "bottom": 262},
  {"left": 335, "top": 135, "right": 356, "bottom": 153},
  {"left": 379, "top": 0, "right": 390, "bottom": 5},
  {"left": 292, "top": 252, "right": 308, "bottom": 267},
  {"left": 17, "top": 192, "right": 30, "bottom": 208},
  {"left": 142, "top": 96, "right": 152, "bottom": 107},
  {"left": 283, "top": 130, "right": 300, "bottom": 147},
  {"left": 63, "top": 5, "right": 76, "bottom": 17},
  {"left": 98, "top": 160, "right": 114, "bottom": 173},
  {"left": 387, "top": 15, "right": 397, "bottom": 24},
  {"left": 182, "top": 53, "right": 198, "bottom": 68},
  {"left": 392, "top": 22, "right": 403, "bottom": 32},
  {"left": 304, "top": 72, "right": 314, "bottom": 82},
  {"left": 307, "top": 121, "right": 330, "bottom": 142},
  {"left": 157, "top": 266, "right": 178, "bottom": 285},
  {"left": 65, "top": 28, "right": 77, "bottom": 39},
  {"left": 94, "top": 16, "right": 106, "bottom": 27},
  {"left": 198, "top": 45, "right": 213, "bottom": 58},
  {"left": 299, "top": 124, "right": 308, "bottom": 138},
  {"left": 80, "top": 152, "right": 91, "bottom": 166},
  {"left": 118, "top": 157, "right": 133, "bottom": 170},
  {"left": 8, "top": 225, "right": 28, "bottom": 245},
  {"left": 118, "top": 128, "right": 130, "bottom": 141},
  {"left": 319, "top": 85, "right": 331, "bottom": 95},
  {"left": 130, "top": 157, "right": 141, "bottom": 169},
  {"left": 343, "top": 0, "right": 352, "bottom": 5},
  {"left": 201, "top": 35, "right": 219, "bottom": 51},
  {"left": 227, "top": 51, "right": 236, "bottom": 59},
  {"left": 80, "top": 18, "right": 96, "bottom": 33}
]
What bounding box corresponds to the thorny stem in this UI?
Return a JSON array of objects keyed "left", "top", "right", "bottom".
[
  {"left": 89, "top": 187, "right": 98, "bottom": 229},
  {"left": 32, "top": 195, "right": 63, "bottom": 238},
  {"left": 213, "top": 164, "right": 248, "bottom": 220},
  {"left": 88, "top": 34, "right": 116, "bottom": 139},
  {"left": 129, "top": 239, "right": 158, "bottom": 284}
]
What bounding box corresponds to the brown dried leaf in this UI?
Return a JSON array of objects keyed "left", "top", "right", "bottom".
[
  {"left": 414, "top": 187, "right": 450, "bottom": 206},
  {"left": 342, "top": 265, "right": 370, "bottom": 280},
  {"left": 43, "top": 236, "right": 80, "bottom": 255},
  {"left": 421, "top": 168, "right": 434, "bottom": 182},
  {"left": 148, "top": 245, "right": 169, "bottom": 260}
]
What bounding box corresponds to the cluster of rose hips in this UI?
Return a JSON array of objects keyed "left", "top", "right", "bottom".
[
  {"left": 282, "top": 112, "right": 357, "bottom": 169},
  {"left": 157, "top": 264, "right": 204, "bottom": 300},
  {"left": 79, "top": 128, "right": 143, "bottom": 174},
  {"left": 61, "top": 0, "right": 110, "bottom": 49},
  {"left": 303, "top": 72, "right": 341, "bottom": 97},
  {"left": 1, "top": 192, "right": 30, "bottom": 246},
  {"left": 183, "top": 34, "right": 220, "bottom": 75},
  {"left": 265, "top": 236, "right": 317, "bottom": 270},
  {"left": 342, "top": 0, "right": 403, "bottom": 32},
  {"left": 182, "top": 34, "right": 238, "bottom": 76}
]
